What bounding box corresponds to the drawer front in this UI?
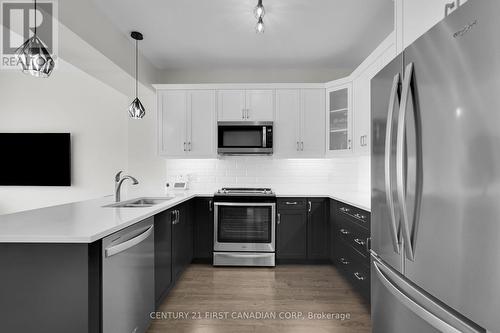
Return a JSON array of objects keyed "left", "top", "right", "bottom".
[
  {"left": 336, "top": 216, "right": 370, "bottom": 260},
  {"left": 336, "top": 203, "right": 370, "bottom": 230},
  {"left": 335, "top": 242, "right": 370, "bottom": 300},
  {"left": 277, "top": 198, "right": 307, "bottom": 210}
]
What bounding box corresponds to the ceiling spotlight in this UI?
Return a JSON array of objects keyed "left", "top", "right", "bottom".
[
  {"left": 256, "top": 17, "right": 265, "bottom": 34},
  {"left": 254, "top": 0, "right": 265, "bottom": 19},
  {"left": 128, "top": 31, "right": 145, "bottom": 119}
]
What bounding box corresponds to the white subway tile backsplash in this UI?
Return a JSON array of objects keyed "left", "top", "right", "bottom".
[{"left": 165, "top": 156, "right": 371, "bottom": 194}]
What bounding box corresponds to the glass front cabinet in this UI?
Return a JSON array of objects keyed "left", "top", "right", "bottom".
[{"left": 326, "top": 83, "right": 352, "bottom": 155}]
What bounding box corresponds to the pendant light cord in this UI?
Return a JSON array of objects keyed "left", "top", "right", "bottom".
[
  {"left": 135, "top": 39, "right": 138, "bottom": 99},
  {"left": 34, "top": 0, "right": 37, "bottom": 36}
]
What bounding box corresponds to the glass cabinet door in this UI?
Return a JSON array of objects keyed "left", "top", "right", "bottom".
[{"left": 327, "top": 85, "right": 352, "bottom": 153}]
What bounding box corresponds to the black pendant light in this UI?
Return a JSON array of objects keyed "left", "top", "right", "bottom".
[
  {"left": 15, "top": 0, "right": 55, "bottom": 78},
  {"left": 129, "top": 31, "right": 145, "bottom": 119}
]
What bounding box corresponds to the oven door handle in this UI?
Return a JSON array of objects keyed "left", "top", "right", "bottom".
[{"left": 214, "top": 202, "right": 276, "bottom": 207}]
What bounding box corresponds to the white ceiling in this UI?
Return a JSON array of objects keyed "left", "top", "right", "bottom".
[{"left": 93, "top": 0, "right": 394, "bottom": 73}]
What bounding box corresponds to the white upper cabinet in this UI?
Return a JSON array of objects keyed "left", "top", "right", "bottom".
[
  {"left": 218, "top": 89, "right": 274, "bottom": 121},
  {"left": 400, "top": 0, "right": 469, "bottom": 50},
  {"left": 158, "top": 90, "right": 216, "bottom": 158},
  {"left": 326, "top": 83, "right": 352, "bottom": 155},
  {"left": 275, "top": 89, "right": 301, "bottom": 157},
  {"left": 245, "top": 90, "right": 274, "bottom": 121},
  {"left": 158, "top": 90, "right": 187, "bottom": 157},
  {"left": 300, "top": 89, "right": 325, "bottom": 157},
  {"left": 353, "top": 43, "right": 397, "bottom": 155},
  {"left": 275, "top": 88, "right": 325, "bottom": 158},
  {"left": 217, "top": 90, "right": 246, "bottom": 121},
  {"left": 187, "top": 90, "right": 216, "bottom": 157}
]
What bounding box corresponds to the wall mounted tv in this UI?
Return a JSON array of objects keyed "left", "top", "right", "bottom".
[{"left": 0, "top": 133, "right": 71, "bottom": 186}]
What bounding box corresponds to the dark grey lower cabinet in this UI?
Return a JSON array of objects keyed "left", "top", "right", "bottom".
[
  {"left": 276, "top": 201, "right": 308, "bottom": 260},
  {"left": 172, "top": 201, "right": 193, "bottom": 282},
  {"left": 193, "top": 197, "right": 214, "bottom": 261},
  {"left": 154, "top": 209, "right": 173, "bottom": 306},
  {"left": 0, "top": 242, "right": 101, "bottom": 333},
  {"left": 329, "top": 199, "right": 337, "bottom": 262},
  {"left": 307, "top": 198, "right": 329, "bottom": 260},
  {"left": 276, "top": 198, "right": 329, "bottom": 262},
  {"left": 331, "top": 200, "right": 371, "bottom": 302}
]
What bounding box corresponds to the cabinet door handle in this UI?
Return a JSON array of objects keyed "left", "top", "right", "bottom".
[
  {"left": 340, "top": 257, "right": 350, "bottom": 265},
  {"left": 354, "top": 213, "right": 366, "bottom": 221},
  {"left": 366, "top": 237, "right": 371, "bottom": 253},
  {"left": 171, "top": 210, "right": 177, "bottom": 224},
  {"left": 348, "top": 139, "right": 352, "bottom": 149},
  {"left": 300, "top": 141, "right": 304, "bottom": 151},
  {"left": 360, "top": 136, "right": 363, "bottom": 147},
  {"left": 354, "top": 272, "right": 366, "bottom": 281},
  {"left": 183, "top": 142, "right": 186, "bottom": 151},
  {"left": 339, "top": 228, "right": 350, "bottom": 235},
  {"left": 308, "top": 201, "right": 312, "bottom": 213},
  {"left": 188, "top": 142, "right": 192, "bottom": 151},
  {"left": 361, "top": 135, "right": 367, "bottom": 147},
  {"left": 354, "top": 238, "right": 366, "bottom": 246},
  {"left": 296, "top": 142, "right": 300, "bottom": 151},
  {"left": 208, "top": 200, "right": 213, "bottom": 212},
  {"left": 339, "top": 207, "right": 350, "bottom": 213},
  {"left": 172, "top": 210, "right": 180, "bottom": 224},
  {"left": 285, "top": 201, "right": 298, "bottom": 205},
  {"left": 277, "top": 213, "right": 281, "bottom": 225}
]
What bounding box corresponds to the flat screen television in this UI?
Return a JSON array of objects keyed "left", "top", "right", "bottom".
[{"left": 0, "top": 133, "right": 71, "bottom": 186}]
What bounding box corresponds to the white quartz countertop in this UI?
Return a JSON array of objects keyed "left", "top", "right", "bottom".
[{"left": 0, "top": 190, "right": 369, "bottom": 243}]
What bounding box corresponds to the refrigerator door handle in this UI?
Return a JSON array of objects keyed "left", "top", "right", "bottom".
[
  {"left": 372, "top": 258, "right": 485, "bottom": 333},
  {"left": 397, "top": 62, "right": 423, "bottom": 261},
  {"left": 385, "top": 73, "right": 402, "bottom": 254}
]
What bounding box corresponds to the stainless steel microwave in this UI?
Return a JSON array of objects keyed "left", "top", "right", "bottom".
[{"left": 217, "top": 121, "right": 273, "bottom": 155}]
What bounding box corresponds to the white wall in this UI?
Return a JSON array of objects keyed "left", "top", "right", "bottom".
[
  {"left": 0, "top": 60, "right": 129, "bottom": 214},
  {"left": 127, "top": 89, "right": 167, "bottom": 197},
  {"left": 59, "top": 0, "right": 159, "bottom": 90}
]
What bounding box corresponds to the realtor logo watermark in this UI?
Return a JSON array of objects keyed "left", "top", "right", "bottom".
[{"left": 1, "top": 0, "right": 58, "bottom": 69}]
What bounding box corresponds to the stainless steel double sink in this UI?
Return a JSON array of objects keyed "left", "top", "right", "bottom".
[{"left": 103, "top": 197, "right": 172, "bottom": 208}]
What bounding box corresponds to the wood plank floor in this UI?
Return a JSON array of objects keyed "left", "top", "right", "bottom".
[{"left": 148, "top": 264, "right": 371, "bottom": 333}]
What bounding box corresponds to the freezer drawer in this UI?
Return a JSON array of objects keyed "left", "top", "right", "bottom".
[
  {"left": 371, "top": 254, "right": 484, "bottom": 333},
  {"left": 102, "top": 218, "right": 155, "bottom": 333}
]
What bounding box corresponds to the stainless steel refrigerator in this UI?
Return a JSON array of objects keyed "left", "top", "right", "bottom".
[{"left": 371, "top": 0, "right": 498, "bottom": 332}]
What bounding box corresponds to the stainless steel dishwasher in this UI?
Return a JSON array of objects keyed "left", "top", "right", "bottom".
[{"left": 102, "top": 217, "right": 154, "bottom": 333}]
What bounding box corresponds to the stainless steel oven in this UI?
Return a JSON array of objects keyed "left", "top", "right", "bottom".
[
  {"left": 217, "top": 121, "right": 273, "bottom": 155},
  {"left": 213, "top": 188, "right": 276, "bottom": 266}
]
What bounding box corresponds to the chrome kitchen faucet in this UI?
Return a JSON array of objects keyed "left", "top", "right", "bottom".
[{"left": 114, "top": 171, "right": 139, "bottom": 202}]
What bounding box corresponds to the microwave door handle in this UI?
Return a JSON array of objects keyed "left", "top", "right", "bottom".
[{"left": 262, "top": 127, "right": 266, "bottom": 148}]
